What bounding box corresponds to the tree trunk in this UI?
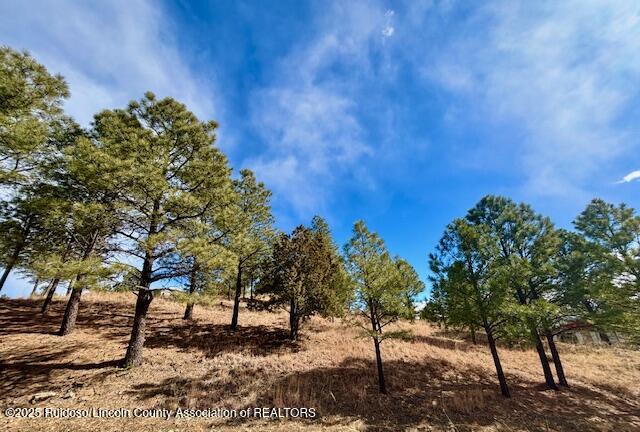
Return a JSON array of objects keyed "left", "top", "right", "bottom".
[
  {"left": 230, "top": 262, "right": 242, "bottom": 330},
  {"left": 518, "top": 287, "right": 558, "bottom": 390},
  {"left": 373, "top": 337, "right": 386, "bottom": 394},
  {"left": 0, "top": 219, "right": 30, "bottom": 293},
  {"left": 59, "top": 277, "right": 82, "bottom": 336},
  {"left": 0, "top": 246, "right": 21, "bottom": 292},
  {"left": 183, "top": 303, "right": 194, "bottom": 320},
  {"left": 40, "top": 238, "right": 74, "bottom": 314},
  {"left": 121, "top": 289, "right": 154, "bottom": 368},
  {"left": 65, "top": 279, "right": 76, "bottom": 296},
  {"left": 470, "top": 325, "right": 477, "bottom": 345},
  {"left": 530, "top": 323, "right": 558, "bottom": 390},
  {"left": 486, "top": 327, "right": 510, "bottom": 397},
  {"left": 545, "top": 331, "right": 568, "bottom": 387},
  {"left": 30, "top": 278, "right": 40, "bottom": 297},
  {"left": 42, "top": 279, "right": 53, "bottom": 295},
  {"left": 41, "top": 278, "right": 60, "bottom": 314},
  {"left": 369, "top": 309, "right": 386, "bottom": 394},
  {"left": 183, "top": 262, "right": 197, "bottom": 320},
  {"left": 57, "top": 231, "right": 98, "bottom": 335},
  {"left": 122, "top": 207, "right": 157, "bottom": 369},
  {"left": 289, "top": 298, "right": 299, "bottom": 341}
]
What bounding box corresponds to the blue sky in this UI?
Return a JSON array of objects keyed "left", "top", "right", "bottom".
[{"left": 1, "top": 0, "right": 639, "bottom": 298}]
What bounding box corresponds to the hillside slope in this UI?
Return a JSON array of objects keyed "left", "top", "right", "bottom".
[{"left": 1, "top": 293, "right": 639, "bottom": 431}]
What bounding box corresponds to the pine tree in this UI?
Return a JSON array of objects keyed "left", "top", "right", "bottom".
[
  {"left": 0, "top": 119, "right": 80, "bottom": 294},
  {"left": 429, "top": 218, "right": 515, "bottom": 397},
  {"left": 91, "top": 92, "right": 233, "bottom": 367},
  {"left": 554, "top": 229, "right": 615, "bottom": 345},
  {"left": 228, "top": 169, "right": 274, "bottom": 330},
  {"left": 259, "top": 220, "right": 351, "bottom": 340},
  {"left": 0, "top": 46, "right": 70, "bottom": 188},
  {"left": 572, "top": 199, "right": 640, "bottom": 343},
  {"left": 54, "top": 136, "right": 124, "bottom": 334},
  {"left": 0, "top": 183, "right": 66, "bottom": 293},
  {"left": 343, "top": 221, "right": 423, "bottom": 394},
  {"left": 466, "top": 196, "right": 562, "bottom": 390},
  {"left": 175, "top": 219, "right": 236, "bottom": 320}
]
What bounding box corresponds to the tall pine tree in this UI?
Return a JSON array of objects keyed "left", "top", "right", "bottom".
[{"left": 92, "top": 92, "right": 232, "bottom": 367}]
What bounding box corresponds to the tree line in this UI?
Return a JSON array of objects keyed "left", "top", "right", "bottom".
[
  {"left": 425, "top": 196, "right": 640, "bottom": 396},
  {"left": 1, "top": 46, "right": 638, "bottom": 396}
]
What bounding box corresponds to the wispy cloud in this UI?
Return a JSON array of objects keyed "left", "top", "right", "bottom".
[
  {"left": 417, "top": 0, "right": 640, "bottom": 198},
  {"left": 617, "top": 170, "right": 640, "bottom": 184},
  {"left": 382, "top": 26, "right": 395, "bottom": 38},
  {"left": 3, "top": 0, "right": 638, "bottom": 231},
  {"left": 0, "top": 0, "right": 218, "bottom": 126},
  {"left": 247, "top": 1, "right": 391, "bottom": 220},
  {"left": 382, "top": 10, "right": 395, "bottom": 38},
  {"left": 249, "top": 0, "right": 640, "bottom": 221},
  {"left": 0, "top": 0, "right": 223, "bottom": 297}
]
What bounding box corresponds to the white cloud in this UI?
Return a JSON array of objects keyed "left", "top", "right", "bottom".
[
  {"left": 418, "top": 0, "right": 640, "bottom": 198},
  {"left": 382, "top": 9, "right": 395, "bottom": 38},
  {"left": 0, "top": 0, "right": 223, "bottom": 297},
  {"left": 249, "top": 156, "right": 316, "bottom": 219},
  {"left": 0, "top": 0, "right": 218, "bottom": 126},
  {"left": 617, "top": 170, "right": 640, "bottom": 184},
  {"left": 247, "top": 1, "right": 389, "bottom": 219},
  {"left": 424, "top": 63, "right": 473, "bottom": 92}
]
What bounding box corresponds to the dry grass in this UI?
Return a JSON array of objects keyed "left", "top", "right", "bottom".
[{"left": 1, "top": 292, "right": 639, "bottom": 432}]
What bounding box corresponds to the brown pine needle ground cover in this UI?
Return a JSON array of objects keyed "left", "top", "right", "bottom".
[{"left": 1, "top": 293, "right": 639, "bottom": 432}]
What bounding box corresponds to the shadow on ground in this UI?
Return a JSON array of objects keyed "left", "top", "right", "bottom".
[
  {"left": 0, "top": 342, "right": 122, "bottom": 399},
  {"left": 0, "top": 297, "right": 296, "bottom": 400},
  {"left": 145, "top": 322, "right": 298, "bottom": 356},
  {"left": 129, "top": 355, "right": 640, "bottom": 432},
  {"left": 1, "top": 298, "right": 639, "bottom": 431}
]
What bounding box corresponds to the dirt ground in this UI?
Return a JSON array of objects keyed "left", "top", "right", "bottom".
[{"left": 1, "top": 292, "right": 639, "bottom": 431}]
